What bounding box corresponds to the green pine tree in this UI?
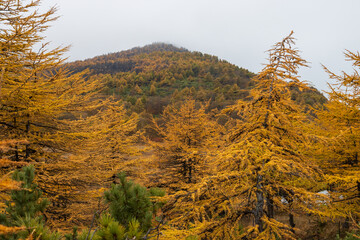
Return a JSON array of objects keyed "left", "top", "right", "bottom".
[
  {"left": 93, "top": 214, "right": 127, "bottom": 240},
  {"left": 6, "top": 165, "right": 49, "bottom": 220},
  {"left": 104, "top": 172, "right": 165, "bottom": 233},
  {"left": 0, "top": 165, "right": 61, "bottom": 240},
  {"left": 76, "top": 214, "right": 143, "bottom": 240}
]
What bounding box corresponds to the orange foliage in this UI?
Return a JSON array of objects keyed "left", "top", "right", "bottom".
[
  {"left": 0, "top": 225, "right": 25, "bottom": 235},
  {"left": 159, "top": 32, "right": 327, "bottom": 240}
]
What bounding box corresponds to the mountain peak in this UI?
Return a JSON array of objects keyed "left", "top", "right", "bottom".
[
  {"left": 129, "top": 42, "right": 188, "bottom": 54},
  {"left": 67, "top": 43, "right": 189, "bottom": 74}
]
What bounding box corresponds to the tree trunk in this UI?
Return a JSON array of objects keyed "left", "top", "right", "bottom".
[
  {"left": 343, "top": 216, "right": 350, "bottom": 231},
  {"left": 289, "top": 213, "right": 295, "bottom": 229},
  {"left": 289, "top": 199, "right": 295, "bottom": 231},
  {"left": 254, "top": 174, "right": 264, "bottom": 232},
  {"left": 25, "top": 120, "right": 30, "bottom": 160},
  {"left": 188, "top": 161, "right": 192, "bottom": 183},
  {"left": 0, "top": 66, "right": 4, "bottom": 96},
  {"left": 182, "top": 161, "right": 187, "bottom": 179},
  {"left": 14, "top": 117, "right": 19, "bottom": 161},
  {"left": 267, "top": 195, "right": 274, "bottom": 218}
]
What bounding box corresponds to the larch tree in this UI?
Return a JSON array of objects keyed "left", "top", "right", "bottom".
[
  {"left": 150, "top": 99, "right": 223, "bottom": 188},
  {"left": 77, "top": 102, "right": 138, "bottom": 160},
  {"left": 74, "top": 101, "right": 139, "bottom": 179},
  {"left": 314, "top": 50, "right": 360, "bottom": 229},
  {"left": 0, "top": 0, "right": 103, "bottom": 162},
  {"left": 42, "top": 101, "right": 141, "bottom": 227},
  {"left": 0, "top": 0, "right": 106, "bottom": 227},
  {"left": 162, "top": 32, "right": 327, "bottom": 240},
  {"left": 213, "top": 32, "right": 327, "bottom": 239}
]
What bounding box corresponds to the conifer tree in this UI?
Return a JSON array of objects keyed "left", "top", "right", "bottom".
[
  {"left": 104, "top": 172, "right": 165, "bottom": 233},
  {"left": 35, "top": 101, "right": 140, "bottom": 227},
  {"left": 0, "top": 140, "right": 27, "bottom": 237},
  {"left": 0, "top": 0, "right": 103, "bottom": 162},
  {"left": 162, "top": 32, "right": 326, "bottom": 240},
  {"left": 149, "top": 84, "right": 157, "bottom": 96},
  {"left": 76, "top": 214, "right": 145, "bottom": 240},
  {"left": 314, "top": 50, "right": 360, "bottom": 229},
  {"left": 5, "top": 165, "right": 48, "bottom": 220},
  {"left": 77, "top": 102, "right": 139, "bottom": 161},
  {"left": 215, "top": 32, "right": 327, "bottom": 239},
  {"left": 151, "top": 99, "right": 222, "bottom": 186},
  {"left": 0, "top": 165, "right": 60, "bottom": 240},
  {"left": 0, "top": 0, "right": 106, "bottom": 227},
  {"left": 92, "top": 214, "right": 128, "bottom": 240}
]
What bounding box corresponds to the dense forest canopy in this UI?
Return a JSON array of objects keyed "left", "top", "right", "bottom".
[{"left": 0, "top": 1, "right": 359, "bottom": 240}]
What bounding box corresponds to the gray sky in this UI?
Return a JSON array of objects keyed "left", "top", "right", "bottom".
[{"left": 42, "top": 0, "right": 360, "bottom": 92}]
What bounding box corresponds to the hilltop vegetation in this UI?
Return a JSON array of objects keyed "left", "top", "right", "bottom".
[
  {"left": 67, "top": 43, "right": 254, "bottom": 113},
  {"left": 66, "top": 43, "right": 326, "bottom": 116}
]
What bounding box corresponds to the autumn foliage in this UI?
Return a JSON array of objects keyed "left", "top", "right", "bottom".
[
  {"left": 1, "top": 1, "right": 360, "bottom": 239},
  {"left": 150, "top": 99, "right": 223, "bottom": 188}
]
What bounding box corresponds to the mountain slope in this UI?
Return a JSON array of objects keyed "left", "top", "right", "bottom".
[{"left": 66, "top": 43, "right": 326, "bottom": 114}]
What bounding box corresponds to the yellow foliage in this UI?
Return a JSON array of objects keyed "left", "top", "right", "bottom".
[
  {"left": 150, "top": 99, "right": 224, "bottom": 186},
  {"left": 160, "top": 32, "right": 326, "bottom": 239},
  {"left": 0, "top": 224, "right": 24, "bottom": 235},
  {"left": 0, "top": 175, "right": 20, "bottom": 192},
  {"left": 311, "top": 49, "right": 360, "bottom": 223},
  {"left": 0, "top": 0, "right": 116, "bottom": 227}
]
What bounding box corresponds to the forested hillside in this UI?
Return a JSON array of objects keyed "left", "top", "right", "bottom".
[
  {"left": 66, "top": 43, "right": 326, "bottom": 115},
  {"left": 1, "top": 1, "right": 359, "bottom": 240}
]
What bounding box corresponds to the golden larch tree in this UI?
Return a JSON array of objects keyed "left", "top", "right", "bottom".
[
  {"left": 214, "top": 32, "right": 327, "bottom": 239},
  {"left": 0, "top": 0, "right": 102, "bottom": 162},
  {"left": 0, "top": 0, "right": 106, "bottom": 227},
  {"left": 162, "top": 32, "right": 327, "bottom": 240},
  {"left": 39, "top": 101, "right": 140, "bottom": 227},
  {"left": 314, "top": 50, "right": 360, "bottom": 230},
  {"left": 151, "top": 99, "right": 223, "bottom": 187}
]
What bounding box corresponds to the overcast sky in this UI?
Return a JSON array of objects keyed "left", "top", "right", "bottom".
[{"left": 41, "top": 0, "right": 360, "bottom": 92}]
